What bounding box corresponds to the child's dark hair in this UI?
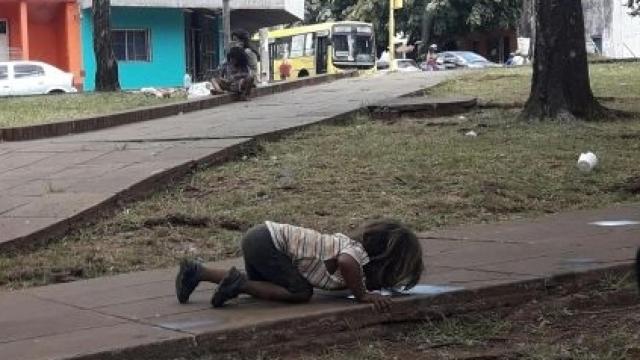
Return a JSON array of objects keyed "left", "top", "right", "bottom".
[
  {"left": 348, "top": 219, "right": 424, "bottom": 291},
  {"left": 227, "top": 46, "right": 250, "bottom": 69}
]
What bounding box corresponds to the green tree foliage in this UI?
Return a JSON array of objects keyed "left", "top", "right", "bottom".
[
  {"left": 305, "top": 0, "right": 522, "bottom": 52},
  {"left": 627, "top": 0, "right": 640, "bottom": 15}
]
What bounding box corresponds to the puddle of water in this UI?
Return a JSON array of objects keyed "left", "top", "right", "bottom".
[
  {"left": 346, "top": 284, "right": 464, "bottom": 299},
  {"left": 158, "top": 318, "right": 223, "bottom": 330},
  {"left": 561, "top": 258, "right": 598, "bottom": 269},
  {"left": 589, "top": 220, "right": 640, "bottom": 227},
  {"left": 406, "top": 284, "right": 465, "bottom": 295}
]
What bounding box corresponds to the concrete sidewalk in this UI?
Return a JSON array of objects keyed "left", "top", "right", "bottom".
[
  {"left": 0, "top": 72, "right": 450, "bottom": 250},
  {"left": 1, "top": 205, "right": 638, "bottom": 360}
]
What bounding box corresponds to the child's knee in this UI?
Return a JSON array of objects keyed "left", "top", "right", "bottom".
[{"left": 290, "top": 288, "right": 313, "bottom": 303}]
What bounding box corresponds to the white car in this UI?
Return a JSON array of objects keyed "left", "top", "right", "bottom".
[
  {"left": 437, "top": 51, "right": 501, "bottom": 69},
  {"left": 0, "top": 61, "right": 77, "bottom": 96},
  {"left": 394, "top": 59, "right": 421, "bottom": 72},
  {"left": 377, "top": 59, "right": 421, "bottom": 72}
]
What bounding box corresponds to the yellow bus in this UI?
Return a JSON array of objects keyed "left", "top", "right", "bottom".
[{"left": 258, "top": 21, "right": 376, "bottom": 81}]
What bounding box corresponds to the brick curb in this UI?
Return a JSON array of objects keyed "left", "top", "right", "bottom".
[
  {"left": 0, "top": 72, "right": 359, "bottom": 142},
  {"left": 59, "top": 263, "right": 635, "bottom": 360},
  {"left": 588, "top": 57, "right": 640, "bottom": 64}
]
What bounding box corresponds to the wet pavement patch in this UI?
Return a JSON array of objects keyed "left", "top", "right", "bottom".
[
  {"left": 344, "top": 284, "right": 464, "bottom": 299},
  {"left": 589, "top": 220, "right": 640, "bottom": 227}
]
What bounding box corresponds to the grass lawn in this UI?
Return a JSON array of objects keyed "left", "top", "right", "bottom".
[
  {"left": 0, "top": 92, "right": 183, "bottom": 128},
  {"left": 2, "top": 63, "right": 640, "bottom": 289},
  {"left": 428, "top": 62, "right": 640, "bottom": 112}
]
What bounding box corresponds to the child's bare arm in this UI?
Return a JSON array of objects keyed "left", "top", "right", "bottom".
[{"left": 337, "top": 254, "right": 392, "bottom": 312}]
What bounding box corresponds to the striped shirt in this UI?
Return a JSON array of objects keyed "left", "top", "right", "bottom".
[{"left": 265, "top": 221, "right": 370, "bottom": 290}]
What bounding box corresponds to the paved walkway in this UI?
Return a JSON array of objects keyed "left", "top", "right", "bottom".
[
  {"left": 0, "top": 72, "right": 450, "bottom": 250},
  {"left": 1, "top": 205, "right": 638, "bottom": 359}
]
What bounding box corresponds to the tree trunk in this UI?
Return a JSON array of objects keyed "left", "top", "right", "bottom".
[
  {"left": 518, "top": 0, "right": 536, "bottom": 57},
  {"left": 521, "top": 0, "right": 606, "bottom": 121},
  {"left": 93, "top": 0, "right": 120, "bottom": 92},
  {"left": 420, "top": 10, "right": 435, "bottom": 56}
]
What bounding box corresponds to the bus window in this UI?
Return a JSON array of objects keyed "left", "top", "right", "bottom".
[
  {"left": 305, "top": 33, "right": 315, "bottom": 56},
  {"left": 333, "top": 34, "right": 350, "bottom": 58},
  {"left": 290, "top": 34, "right": 305, "bottom": 58},
  {"left": 354, "top": 34, "right": 374, "bottom": 62},
  {"left": 276, "top": 40, "right": 290, "bottom": 59}
]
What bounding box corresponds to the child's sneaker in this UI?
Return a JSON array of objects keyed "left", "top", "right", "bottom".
[
  {"left": 175, "top": 259, "right": 202, "bottom": 304},
  {"left": 211, "top": 267, "right": 246, "bottom": 308}
]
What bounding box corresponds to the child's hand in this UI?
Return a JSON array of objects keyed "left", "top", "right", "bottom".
[{"left": 360, "top": 293, "right": 392, "bottom": 312}]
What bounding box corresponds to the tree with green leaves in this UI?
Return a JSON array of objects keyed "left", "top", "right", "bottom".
[
  {"left": 627, "top": 0, "right": 640, "bottom": 15},
  {"left": 305, "top": 0, "right": 522, "bottom": 54}
]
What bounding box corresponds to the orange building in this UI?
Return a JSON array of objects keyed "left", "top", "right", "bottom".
[{"left": 0, "top": 0, "right": 82, "bottom": 87}]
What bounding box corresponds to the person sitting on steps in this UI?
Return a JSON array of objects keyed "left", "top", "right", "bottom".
[{"left": 175, "top": 219, "right": 424, "bottom": 311}]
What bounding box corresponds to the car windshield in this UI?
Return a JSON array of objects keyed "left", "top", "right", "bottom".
[{"left": 455, "top": 52, "right": 489, "bottom": 63}]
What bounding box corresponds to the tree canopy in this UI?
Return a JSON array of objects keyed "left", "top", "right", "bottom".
[
  {"left": 305, "top": 0, "right": 522, "bottom": 52},
  {"left": 627, "top": 0, "right": 640, "bottom": 15}
]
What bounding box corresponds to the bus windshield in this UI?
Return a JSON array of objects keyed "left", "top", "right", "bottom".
[{"left": 332, "top": 25, "right": 375, "bottom": 65}]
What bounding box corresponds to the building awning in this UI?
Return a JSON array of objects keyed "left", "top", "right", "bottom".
[{"left": 80, "top": 0, "right": 304, "bottom": 29}]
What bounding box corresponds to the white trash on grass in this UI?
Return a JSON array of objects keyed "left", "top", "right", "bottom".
[
  {"left": 187, "top": 82, "right": 213, "bottom": 100},
  {"left": 577, "top": 151, "right": 598, "bottom": 172}
]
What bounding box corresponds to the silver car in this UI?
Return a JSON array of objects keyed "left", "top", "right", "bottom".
[{"left": 437, "top": 51, "right": 500, "bottom": 69}]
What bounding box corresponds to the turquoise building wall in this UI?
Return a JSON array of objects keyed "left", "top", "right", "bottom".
[{"left": 82, "top": 7, "right": 186, "bottom": 91}]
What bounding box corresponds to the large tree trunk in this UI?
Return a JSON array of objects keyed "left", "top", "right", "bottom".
[
  {"left": 521, "top": 0, "right": 606, "bottom": 121},
  {"left": 92, "top": 0, "right": 120, "bottom": 92}
]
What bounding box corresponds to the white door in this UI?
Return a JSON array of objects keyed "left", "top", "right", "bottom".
[
  {"left": 11, "top": 64, "right": 47, "bottom": 95},
  {"left": 0, "top": 65, "right": 10, "bottom": 96},
  {"left": 0, "top": 20, "right": 8, "bottom": 61}
]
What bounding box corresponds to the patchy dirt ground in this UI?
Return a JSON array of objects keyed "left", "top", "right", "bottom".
[{"left": 271, "top": 276, "right": 640, "bottom": 360}]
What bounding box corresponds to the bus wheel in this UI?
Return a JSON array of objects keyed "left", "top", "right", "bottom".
[{"left": 298, "top": 70, "right": 309, "bottom": 78}]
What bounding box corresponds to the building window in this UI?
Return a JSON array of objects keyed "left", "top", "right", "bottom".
[
  {"left": 591, "top": 35, "right": 603, "bottom": 55},
  {"left": 112, "top": 29, "right": 151, "bottom": 62},
  {"left": 14, "top": 64, "right": 45, "bottom": 78},
  {"left": 0, "top": 65, "right": 7, "bottom": 80}
]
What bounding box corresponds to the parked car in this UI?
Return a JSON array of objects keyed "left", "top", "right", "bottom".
[
  {"left": 436, "top": 51, "right": 500, "bottom": 69},
  {"left": 377, "top": 59, "right": 421, "bottom": 72},
  {"left": 376, "top": 59, "right": 389, "bottom": 70},
  {"left": 0, "top": 61, "right": 77, "bottom": 96},
  {"left": 395, "top": 59, "right": 421, "bottom": 72}
]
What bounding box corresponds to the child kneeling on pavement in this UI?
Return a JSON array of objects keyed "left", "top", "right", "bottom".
[{"left": 175, "top": 219, "right": 424, "bottom": 311}]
